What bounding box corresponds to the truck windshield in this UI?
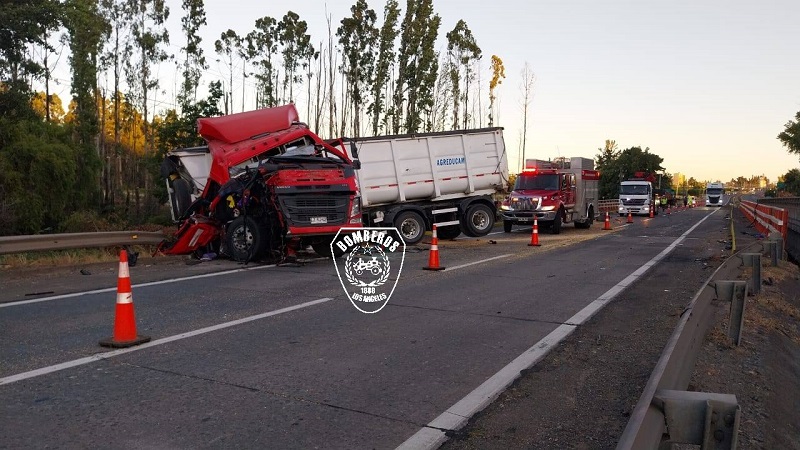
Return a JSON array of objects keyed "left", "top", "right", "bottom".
[
  {"left": 707, "top": 188, "right": 723, "bottom": 195},
  {"left": 514, "top": 174, "right": 559, "bottom": 190},
  {"left": 620, "top": 185, "right": 649, "bottom": 195}
]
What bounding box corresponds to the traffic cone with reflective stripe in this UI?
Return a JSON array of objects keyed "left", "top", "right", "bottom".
[
  {"left": 603, "top": 212, "right": 612, "bottom": 230},
  {"left": 100, "top": 250, "right": 151, "bottom": 348},
  {"left": 626, "top": 212, "right": 633, "bottom": 223},
  {"left": 528, "top": 219, "right": 541, "bottom": 246},
  {"left": 423, "top": 225, "right": 445, "bottom": 271},
  {"left": 649, "top": 207, "right": 654, "bottom": 218}
]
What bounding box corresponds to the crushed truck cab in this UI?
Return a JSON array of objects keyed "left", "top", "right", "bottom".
[
  {"left": 158, "top": 105, "right": 362, "bottom": 261},
  {"left": 500, "top": 158, "right": 599, "bottom": 234}
]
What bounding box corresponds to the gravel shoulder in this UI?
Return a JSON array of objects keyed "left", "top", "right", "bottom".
[{"left": 441, "top": 208, "right": 800, "bottom": 449}]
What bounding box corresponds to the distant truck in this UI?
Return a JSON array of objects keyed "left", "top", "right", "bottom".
[
  {"left": 347, "top": 128, "right": 509, "bottom": 244},
  {"left": 706, "top": 182, "right": 725, "bottom": 206},
  {"left": 619, "top": 173, "right": 657, "bottom": 216},
  {"left": 158, "top": 105, "right": 362, "bottom": 261},
  {"left": 500, "top": 158, "right": 599, "bottom": 234}
]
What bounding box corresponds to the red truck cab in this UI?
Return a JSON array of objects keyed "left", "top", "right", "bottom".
[{"left": 159, "top": 105, "right": 362, "bottom": 260}]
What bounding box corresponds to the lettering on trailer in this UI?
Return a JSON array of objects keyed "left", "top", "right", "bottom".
[{"left": 436, "top": 157, "right": 465, "bottom": 166}]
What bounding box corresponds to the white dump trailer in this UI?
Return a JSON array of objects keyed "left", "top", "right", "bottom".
[{"left": 348, "top": 128, "right": 509, "bottom": 244}]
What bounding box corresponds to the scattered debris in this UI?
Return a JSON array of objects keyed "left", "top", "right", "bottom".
[
  {"left": 488, "top": 240, "right": 497, "bottom": 244},
  {"left": 80, "top": 269, "right": 92, "bottom": 276},
  {"left": 200, "top": 252, "right": 217, "bottom": 262}
]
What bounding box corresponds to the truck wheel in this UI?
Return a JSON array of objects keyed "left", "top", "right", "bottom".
[
  {"left": 503, "top": 220, "right": 513, "bottom": 233},
  {"left": 551, "top": 209, "right": 563, "bottom": 234},
  {"left": 170, "top": 178, "right": 192, "bottom": 221},
  {"left": 394, "top": 211, "right": 426, "bottom": 245},
  {"left": 462, "top": 204, "right": 495, "bottom": 237},
  {"left": 436, "top": 226, "right": 461, "bottom": 240},
  {"left": 226, "top": 216, "right": 265, "bottom": 262}
]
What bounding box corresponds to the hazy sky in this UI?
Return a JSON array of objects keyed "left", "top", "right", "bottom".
[{"left": 108, "top": 1, "right": 800, "bottom": 182}]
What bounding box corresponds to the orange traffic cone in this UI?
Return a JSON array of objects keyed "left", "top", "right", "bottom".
[
  {"left": 626, "top": 212, "right": 633, "bottom": 223},
  {"left": 528, "top": 218, "right": 541, "bottom": 246},
  {"left": 100, "top": 250, "right": 151, "bottom": 348},
  {"left": 423, "top": 225, "right": 446, "bottom": 271},
  {"left": 603, "top": 211, "right": 612, "bottom": 230},
  {"left": 649, "top": 207, "right": 654, "bottom": 218}
]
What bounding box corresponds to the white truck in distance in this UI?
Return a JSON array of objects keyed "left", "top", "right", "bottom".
[
  {"left": 706, "top": 182, "right": 725, "bottom": 206},
  {"left": 348, "top": 128, "right": 509, "bottom": 244},
  {"left": 619, "top": 175, "right": 657, "bottom": 216}
]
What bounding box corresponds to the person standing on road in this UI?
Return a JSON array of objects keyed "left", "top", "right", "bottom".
[{"left": 683, "top": 196, "right": 688, "bottom": 207}]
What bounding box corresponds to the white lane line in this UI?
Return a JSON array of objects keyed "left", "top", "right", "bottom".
[
  {"left": 0, "top": 297, "right": 332, "bottom": 386},
  {"left": 396, "top": 209, "right": 719, "bottom": 450},
  {"left": 442, "top": 254, "right": 512, "bottom": 272},
  {"left": 1, "top": 264, "right": 277, "bottom": 308},
  {"left": 454, "top": 230, "right": 504, "bottom": 240}
]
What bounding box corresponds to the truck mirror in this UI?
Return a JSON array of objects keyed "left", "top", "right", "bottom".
[
  {"left": 349, "top": 141, "right": 359, "bottom": 159},
  {"left": 352, "top": 160, "right": 361, "bottom": 170}
]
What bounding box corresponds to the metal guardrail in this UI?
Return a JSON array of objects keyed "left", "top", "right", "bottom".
[
  {"left": 597, "top": 199, "right": 618, "bottom": 216},
  {"left": 616, "top": 239, "right": 765, "bottom": 449},
  {"left": 0, "top": 231, "right": 166, "bottom": 255}
]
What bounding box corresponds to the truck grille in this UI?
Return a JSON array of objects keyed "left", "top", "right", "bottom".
[
  {"left": 279, "top": 195, "right": 349, "bottom": 226},
  {"left": 621, "top": 198, "right": 646, "bottom": 206},
  {"left": 512, "top": 198, "right": 539, "bottom": 211}
]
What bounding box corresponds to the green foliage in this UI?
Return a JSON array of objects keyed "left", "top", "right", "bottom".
[
  {"left": 446, "top": 19, "right": 481, "bottom": 130},
  {"left": 178, "top": 0, "right": 208, "bottom": 109},
  {"left": 370, "top": 0, "right": 400, "bottom": 135},
  {"left": 781, "top": 168, "right": 800, "bottom": 195},
  {"left": 337, "top": 0, "right": 378, "bottom": 137},
  {"left": 0, "top": 114, "right": 83, "bottom": 234},
  {"left": 777, "top": 110, "right": 800, "bottom": 157},
  {"left": 0, "top": 0, "right": 62, "bottom": 85},
  {"left": 595, "top": 140, "right": 664, "bottom": 199}
]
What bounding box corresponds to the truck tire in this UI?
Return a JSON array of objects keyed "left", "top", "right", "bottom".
[
  {"left": 551, "top": 209, "right": 563, "bottom": 234},
  {"left": 226, "top": 216, "right": 266, "bottom": 262},
  {"left": 462, "top": 204, "right": 495, "bottom": 237},
  {"left": 503, "top": 220, "right": 513, "bottom": 233},
  {"left": 170, "top": 178, "right": 192, "bottom": 221},
  {"left": 394, "top": 211, "right": 426, "bottom": 245},
  {"left": 436, "top": 225, "right": 461, "bottom": 240}
]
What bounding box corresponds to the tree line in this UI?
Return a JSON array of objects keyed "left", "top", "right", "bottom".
[{"left": 0, "top": 0, "right": 512, "bottom": 235}]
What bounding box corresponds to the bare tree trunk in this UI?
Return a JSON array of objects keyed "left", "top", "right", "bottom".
[{"left": 327, "top": 14, "right": 336, "bottom": 138}]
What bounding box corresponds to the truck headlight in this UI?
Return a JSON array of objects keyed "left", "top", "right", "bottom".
[
  {"left": 500, "top": 204, "right": 511, "bottom": 211},
  {"left": 350, "top": 197, "right": 362, "bottom": 217}
]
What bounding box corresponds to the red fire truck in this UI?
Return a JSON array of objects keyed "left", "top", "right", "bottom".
[
  {"left": 158, "top": 105, "right": 362, "bottom": 261},
  {"left": 499, "top": 158, "right": 600, "bottom": 234}
]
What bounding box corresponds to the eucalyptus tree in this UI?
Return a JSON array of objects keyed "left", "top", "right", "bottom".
[
  {"left": 277, "top": 11, "right": 315, "bottom": 105},
  {"left": 251, "top": 16, "right": 279, "bottom": 108},
  {"left": 214, "top": 29, "right": 240, "bottom": 114},
  {"left": 337, "top": 0, "right": 378, "bottom": 138},
  {"left": 125, "top": 0, "right": 169, "bottom": 148},
  {"left": 237, "top": 32, "right": 256, "bottom": 112},
  {"left": 446, "top": 19, "right": 481, "bottom": 130},
  {"left": 488, "top": 55, "right": 505, "bottom": 127},
  {"left": 370, "top": 0, "right": 400, "bottom": 135},
  {"left": 518, "top": 62, "right": 534, "bottom": 171},
  {"left": 124, "top": 0, "right": 169, "bottom": 217},
  {"left": 0, "top": 0, "right": 61, "bottom": 98},
  {"left": 394, "top": 0, "right": 440, "bottom": 134},
  {"left": 178, "top": 0, "right": 207, "bottom": 110},
  {"left": 64, "top": 0, "right": 108, "bottom": 210}
]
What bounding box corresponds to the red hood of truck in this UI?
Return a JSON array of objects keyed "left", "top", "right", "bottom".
[{"left": 197, "top": 105, "right": 300, "bottom": 144}]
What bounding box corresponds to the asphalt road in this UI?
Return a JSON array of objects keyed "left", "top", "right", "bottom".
[{"left": 0, "top": 206, "right": 725, "bottom": 449}]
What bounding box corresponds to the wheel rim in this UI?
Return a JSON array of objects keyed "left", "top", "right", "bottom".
[
  {"left": 400, "top": 218, "right": 421, "bottom": 241},
  {"left": 471, "top": 210, "right": 491, "bottom": 231},
  {"left": 233, "top": 226, "right": 254, "bottom": 253}
]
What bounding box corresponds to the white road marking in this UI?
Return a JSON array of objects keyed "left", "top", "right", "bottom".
[
  {"left": 396, "top": 209, "right": 719, "bottom": 450},
  {"left": 0, "top": 297, "right": 332, "bottom": 386},
  {"left": 442, "top": 254, "right": 511, "bottom": 272},
  {"left": 1, "top": 264, "right": 277, "bottom": 308}
]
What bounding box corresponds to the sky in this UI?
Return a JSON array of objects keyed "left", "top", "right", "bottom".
[{"left": 70, "top": 0, "right": 800, "bottom": 183}]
